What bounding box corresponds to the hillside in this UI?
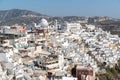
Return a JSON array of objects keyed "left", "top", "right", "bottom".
[
  {"left": 0, "top": 9, "right": 48, "bottom": 20},
  {"left": 0, "top": 9, "right": 87, "bottom": 26},
  {"left": 95, "top": 20, "right": 120, "bottom": 36},
  {"left": 0, "top": 9, "right": 49, "bottom": 25}
]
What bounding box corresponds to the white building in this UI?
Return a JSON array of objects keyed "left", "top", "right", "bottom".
[{"left": 66, "top": 22, "right": 82, "bottom": 32}]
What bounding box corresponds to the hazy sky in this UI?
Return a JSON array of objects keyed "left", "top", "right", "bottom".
[{"left": 0, "top": 0, "right": 120, "bottom": 18}]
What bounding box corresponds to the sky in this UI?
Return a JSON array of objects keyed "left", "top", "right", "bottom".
[{"left": 0, "top": 0, "right": 120, "bottom": 18}]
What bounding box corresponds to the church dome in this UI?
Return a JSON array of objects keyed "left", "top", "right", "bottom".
[{"left": 40, "top": 18, "right": 48, "bottom": 28}]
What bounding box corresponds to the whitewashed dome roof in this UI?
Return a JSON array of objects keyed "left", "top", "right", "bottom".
[{"left": 40, "top": 18, "right": 48, "bottom": 28}]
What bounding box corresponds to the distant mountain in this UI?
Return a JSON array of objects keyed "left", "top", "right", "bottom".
[
  {"left": 0, "top": 9, "right": 50, "bottom": 26},
  {"left": 0, "top": 9, "right": 48, "bottom": 20},
  {"left": 0, "top": 9, "right": 88, "bottom": 26},
  {"left": 0, "top": 9, "right": 118, "bottom": 28}
]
